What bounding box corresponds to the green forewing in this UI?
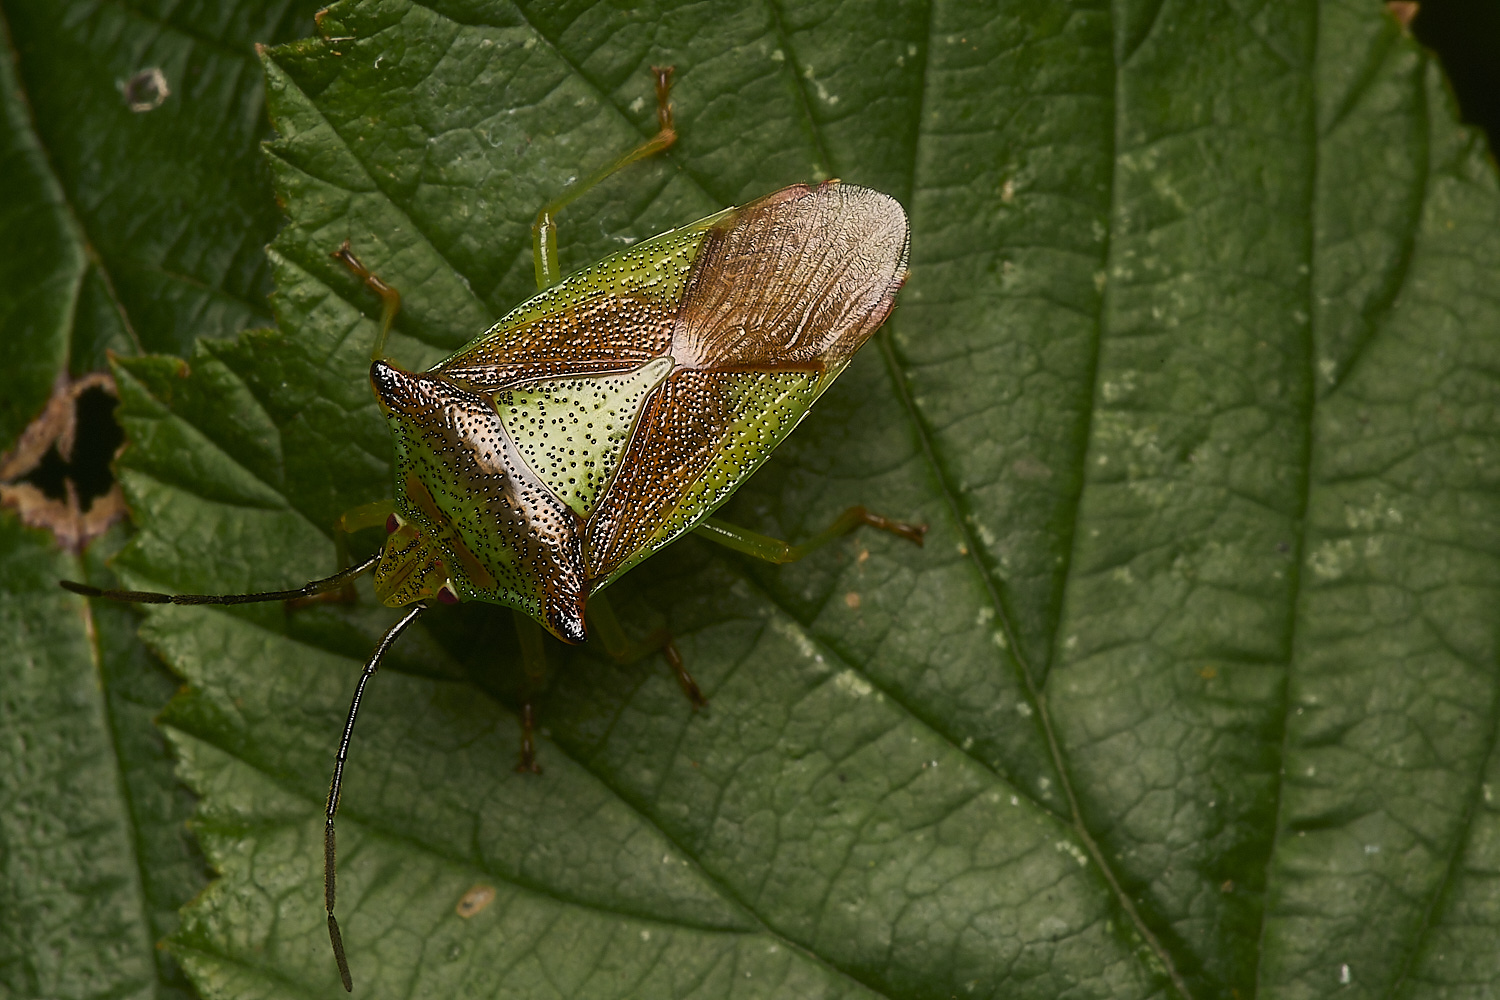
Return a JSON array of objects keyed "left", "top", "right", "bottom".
[
  {"left": 591, "top": 369, "right": 825, "bottom": 587},
  {"left": 436, "top": 219, "right": 728, "bottom": 391}
]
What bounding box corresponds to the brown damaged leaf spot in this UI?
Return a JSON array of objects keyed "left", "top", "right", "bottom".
[
  {"left": 120, "top": 68, "right": 170, "bottom": 113},
  {"left": 454, "top": 884, "right": 496, "bottom": 918},
  {"left": 0, "top": 372, "right": 127, "bottom": 551}
]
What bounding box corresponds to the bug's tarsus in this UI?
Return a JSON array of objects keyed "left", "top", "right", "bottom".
[
  {"left": 656, "top": 632, "right": 706, "bottom": 709},
  {"left": 511, "top": 611, "right": 548, "bottom": 773},
  {"left": 849, "top": 507, "right": 928, "bottom": 548},
  {"left": 531, "top": 65, "right": 679, "bottom": 290},
  {"left": 586, "top": 591, "right": 706, "bottom": 709},
  {"left": 323, "top": 602, "right": 426, "bottom": 991},
  {"left": 332, "top": 241, "right": 403, "bottom": 362},
  {"left": 58, "top": 555, "right": 380, "bottom": 607},
  {"left": 515, "top": 701, "right": 542, "bottom": 775},
  {"left": 651, "top": 65, "right": 676, "bottom": 138}
]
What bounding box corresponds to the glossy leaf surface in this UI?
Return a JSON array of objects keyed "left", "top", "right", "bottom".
[{"left": 6, "top": 2, "right": 1500, "bottom": 999}]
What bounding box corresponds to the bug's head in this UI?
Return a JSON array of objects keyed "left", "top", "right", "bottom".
[{"left": 372, "top": 509, "right": 462, "bottom": 607}]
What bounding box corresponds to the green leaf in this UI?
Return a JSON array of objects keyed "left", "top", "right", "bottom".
[
  {"left": 0, "top": 3, "right": 317, "bottom": 998},
  {"left": 51, "top": 1, "right": 1500, "bottom": 998}
]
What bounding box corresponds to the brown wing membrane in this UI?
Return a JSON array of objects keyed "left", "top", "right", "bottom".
[
  {"left": 437, "top": 294, "right": 676, "bottom": 393},
  {"left": 584, "top": 370, "right": 730, "bottom": 577},
  {"left": 585, "top": 183, "right": 910, "bottom": 581},
  {"left": 671, "top": 182, "right": 910, "bottom": 372}
]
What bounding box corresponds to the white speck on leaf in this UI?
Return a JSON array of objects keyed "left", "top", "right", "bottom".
[
  {"left": 773, "top": 618, "right": 820, "bottom": 663},
  {"left": 1055, "top": 841, "right": 1088, "bottom": 866},
  {"left": 1308, "top": 539, "right": 1356, "bottom": 580},
  {"left": 833, "top": 670, "right": 873, "bottom": 698}
]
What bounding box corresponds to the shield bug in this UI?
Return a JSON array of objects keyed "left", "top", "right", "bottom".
[{"left": 63, "top": 66, "right": 922, "bottom": 990}]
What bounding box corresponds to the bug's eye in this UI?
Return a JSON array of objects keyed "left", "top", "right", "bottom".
[
  {"left": 385, "top": 513, "right": 399, "bottom": 534},
  {"left": 437, "top": 582, "right": 459, "bottom": 605}
]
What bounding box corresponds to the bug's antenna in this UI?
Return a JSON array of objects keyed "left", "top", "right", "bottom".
[
  {"left": 325, "top": 602, "right": 426, "bottom": 992},
  {"left": 59, "top": 555, "right": 380, "bottom": 606}
]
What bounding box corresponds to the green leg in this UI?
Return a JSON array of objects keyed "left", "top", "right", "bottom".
[
  {"left": 334, "top": 499, "right": 395, "bottom": 574},
  {"left": 331, "top": 242, "right": 402, "bottom": 361},
  {"left": 288, "top": 499, "right": 396, "bottom": 608},
  {"left": 531, "top": 66, "right": 677, "bottom": 290},
  {"left": 695, "top": 506, "right": 927, "bottom": 564},
  {"left": 512, "top": 609, "right": 548, "bottom": 774},
  {"left": 588, "top": 591, "right": 705, "bottom": 708}
]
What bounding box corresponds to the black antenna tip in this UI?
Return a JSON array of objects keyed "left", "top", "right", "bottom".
[
  {"left": 328, "top": 914, "right": 354, "bottom": 991},
  {"left": 60, "top": 579, "right": 101, "bottom": 597}
]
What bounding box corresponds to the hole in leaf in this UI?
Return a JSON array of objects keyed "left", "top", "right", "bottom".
[
  {"left": 20, "top": 386, "right": 123, "bottom": 508},
  {"left": 1, "top": 374, "right": 127, "bottom": 550}
]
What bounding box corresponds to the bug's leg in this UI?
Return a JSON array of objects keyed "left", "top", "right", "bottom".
[
  {"left": 60, "top": 554, "right": 380, "bottom": 606},
  {"left": 331, "top": 242, "right": 402, "bottom": 361},
  {"left": 695, "top": 507, "right": 928, "bottom": 564},
  {"left": 336, "top": 500, "right": 397, "bottom": 564},
  {"left": 532, "top": 65, "right": 678, "bottom": 290},
  {"left": 512, "top": 610, "right": 548, "bottom": 774},
  {"left": 587, "top": 591, "right": 706, "bottom": 709},
  {"left": 324, "top": 603, "right": 425, "bottom": 992},
  {"left": 288, "top": 500, "right": 398, "bottom": 609},
  {"left": 332, "top": 499, "right": 396, "bottom": 602}
]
